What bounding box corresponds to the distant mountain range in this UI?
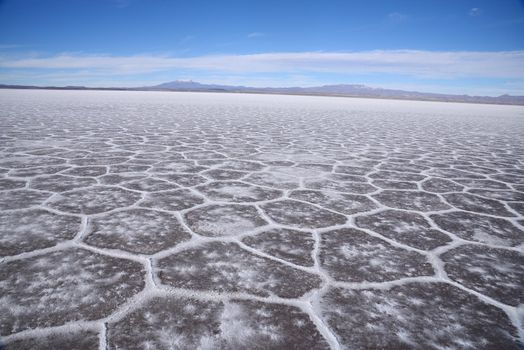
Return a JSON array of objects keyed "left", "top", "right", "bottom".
[{"left": 2, "top": 80, "right": 524, "bottom": 106}]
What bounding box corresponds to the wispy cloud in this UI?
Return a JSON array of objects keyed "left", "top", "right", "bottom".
[
  {"left": 387, "top": 12, "right": 408, "bottom": 23},
  {"left": 112, "top": 0, "right": 132, "bottom": 8},
  {"left": 469, "top": 8, "right": 482, "bottom": 17},
  {"left": 247, "top": 32, "right": 265, "bottom": 38},
  {"left": 2, "top": 50, "right": 523, "bottom": 80},
  {"left": 179, "top": 35, "right": 195, "bottom": 45}
]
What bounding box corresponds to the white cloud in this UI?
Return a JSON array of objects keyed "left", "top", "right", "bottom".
[
  {"left": 179, "top": 35, "right": 195, "bottom": 44},
  {"left": 1, "top": 50, "right": 524, "bottom": 79},
  {"left": 387, "top": 12, "right": 408, "bottom": 23},
  {"left": 469, "top": 8, "right": 482, "bottom": 17},
  {"left": 247, "top": 32, "right": 265, "bottom": 38},
  {"left": 112, "top": 0, "right": 132, "bottom": 8}
]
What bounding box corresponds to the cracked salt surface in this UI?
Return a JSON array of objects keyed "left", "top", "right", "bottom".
[{"left": 0, "top": 89, "right": 523, "bottom": 349}]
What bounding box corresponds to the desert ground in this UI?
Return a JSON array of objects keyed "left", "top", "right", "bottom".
[{"left": 0, "top": 89, "right": 523, "bottom": 349}]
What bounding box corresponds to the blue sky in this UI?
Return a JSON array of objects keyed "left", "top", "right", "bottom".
[{"left": 1, "top": 0, "right": 524, "bottom": 95}]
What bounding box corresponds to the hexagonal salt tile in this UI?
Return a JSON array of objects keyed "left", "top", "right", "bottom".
[
  {"left": 319, "top": 283, "right": 520, "bottom": 349},
  {"left": 109, "top": 164, "right": 150, "bottom": 173},
  {"left": 202, "top": 168, "right": 247, "bottom": 180},
  {"left": 62, "top": 166, "right": 107, "bottom": 177},
  {"left": 268, "top": 165, "right": 326, "bottom": 178},
  {"left": 107, "top": 296, "right": 329, "bottom": 349},
  {"left": 139, "top": 189, "right": 204, "bottom": 211},
  {"left": 0, "top": 209, "right": 81, "bottom": 256},
  {"left": 289, "top": 190, "right": 376, "bottom": 215},
  {"left": 155, "top": 173, "right": 208, "bottom": 187},
  {"left": 0, "top": 189, "right": 50, "bottom": 210},
  {"left": 467, "top": 189, "right": 524, "bottom": 202},
  {"left": 454, "top": 178, "right": 510, "bottom": 190},
  {"left": 69, "top": 157, "right": 130, "bottom": 166},
  {"left": 454, "top": 165, "right": 498, "bottom": 175},
  {"left": 369, "top": 171, "right": 426, "bottom": 182},
  {"left": 157, "top": 241, "right": 321, "bottom": 298},
  {"left": 304, "top": 179, "right": 376, "bottom": 194},
  {"left": 373, "top": 190, "right": 451, "bottom": 211},
  {"left": 319, "top": 228, "right": 433, "bottom": 282},
  {"left": 184, "top": 150, "right": 226, "bottom": 160},
  {"left": 371, "top": 179, "right": 418, "bottom": 190},
  {"left": 99, "top": 173, "right": 147, "bottom": 185},
  {"left": 379, "top": 162, "right": 427, "bottom": 173},
  {"left": 426, "top": 168, "right": 485, "bottom": 179},
  {"left": 0, "top": 156, "right": 65, "bottom": 169},
  {"left": 9, "top": 165, "right": 69, "bottom": 177},
  {"left": 46, "top": 186, "right": 141, "bottom": 214},
  {"left": 491, "top": 174, "right": 524, "bottom": 185},
  {"left": 151, "top": 160, "right": 207, "bottom": 174},
  {"left": 30, "top": 174, "right": 97, "bottom": 192},
  {"left": 242, "top": 171, "right": 300, "bottom": 190},
  {"left": 85, "top": 208, "right": 191, "bottom": 254},
  {"left": 334, "top": 165, "right": 369, "bottom": 176},
  {"left": 184, "top": 204, "right": 267, "bottom": 237},
  {"left": 0, "top": 248, "right": 144, "bottom": 335},
  {"left": 443, "top": 193, "right": 515, "bottom": 217},
  {"left": 327, "top": 173, "right": 368, "bottom": 183},
  {"left": 421, "top": 178, "right": 464, "bottom": 193},
  {"left": 261, "top": 199, "right": 347, "bottom": 229},
  {"left": 441, "top": 244, "right": 524, "bottom": 306},
  {"left": 121, "top": 177, "right": 179, "bottom": 192},
  {"left": 242, "top": 228, "right": 316, "bottom": 266},
  {"left": 430, "top": 211, "right": 523, "bottom": 247},
  {"left": 0, "top": 178, "right": 26, "bottom": 191},
  {"left": 355, "top": 210, "right": 451, "bottom": 250},
  {"left": 215, "top": 159, "right": 265, "bottom": 171},
  {"left": 196, "top": 181, "right": 282, "bottom": 202}
]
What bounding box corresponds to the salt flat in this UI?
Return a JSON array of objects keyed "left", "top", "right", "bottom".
[{"left": 0, "top": 89, "right": 523, "bottom": 349}]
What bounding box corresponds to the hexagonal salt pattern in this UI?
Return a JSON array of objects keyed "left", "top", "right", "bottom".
[
  {"left": 139, "top": 189, "right": 204, "bottom": 211},
  {"left": 441, "top": 245, "right": 524, "bottom": 306},
  {"left": 0, "top": 209, "right": 81, "bottom": 256},
  {"left": 46, "top": 186, "right": 141, "bottom": 214},
  {"left": 85, "top": 208, "right": 191, "bottom": 254},
  {"left": 318, "top": 283, "right": 521, "bottom": 349},
  {"left": 30, "top": 174, "right": 97, "bottom": 192},
  {"left": 443, "top": 192, "right": 516, "bottom": 217},
  {"left": 372, "top": 190, "right": 451, "bottom": 211},
  {"left": 0, "top": 248, "right": 144, "bottom": 335},
  {"left": 107, "top": 296, "right": 329, "bottom": 349},
  {"left": 195, "top": 180, "right": 282, "bottom": 202},
  {"left": 242, "top": 228, "right": 316, "bottom": 266},
  {"left": 1, "top": 90, "right": 523, "bottom": 349},
  {"left": 319, "top": 228, "right": 434, "bottom": 282},
  {"left": 0, "top": 189, "right": 50, "bottom": 210},
  {"left": 355, "top": 209, "right": 451, "bottom": 250},
  {"left": 261, "top": 199, "right": 347, "bottom": 228},
  {"left": 431, "top": 211, "right": 524, "bottom": 247},
  {"left": 157, "top": 241, "right": 321, "bottom": 298},
  {"left": 289, "top": 189, "right": 377, "bottom": 215},
  {"left": 185, "top": 204, "right": 268, "bottom": 237}
]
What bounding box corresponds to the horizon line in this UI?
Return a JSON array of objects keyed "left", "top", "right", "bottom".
[{"left": 2, "top": 81, "right": 523, "bottom": 106}]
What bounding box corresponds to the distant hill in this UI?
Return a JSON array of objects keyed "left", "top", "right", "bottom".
[
  {"left": 2, "top": 81, "right": 524, "bottom": 106},
  {"left": 151, "top": 80, "right": 242, "bottom": 91},
  {"left": 147, "top": 81, "right": 524, "bottom": 105}
]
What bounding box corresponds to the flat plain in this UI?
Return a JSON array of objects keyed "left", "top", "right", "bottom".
[{"left": 0, "top": 89, "right": 523, "bottom": 349}]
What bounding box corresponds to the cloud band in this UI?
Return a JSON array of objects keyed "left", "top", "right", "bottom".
[{"left": 1, "top": 50, "right": 523, "bottom": 79}]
